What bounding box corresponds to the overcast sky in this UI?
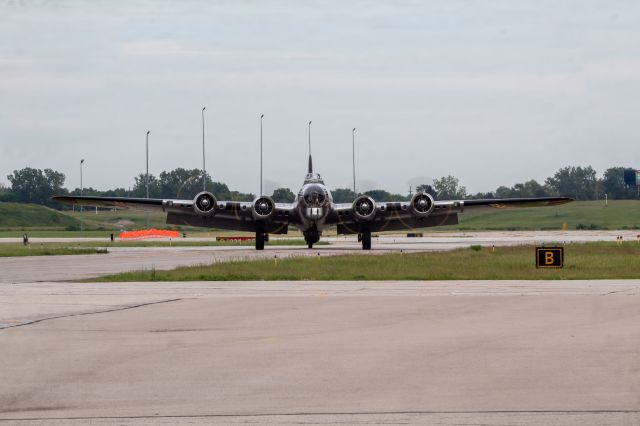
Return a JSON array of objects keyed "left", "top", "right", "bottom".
[{"left": 1, "top": 0, "right": 640, "bottom": 196}]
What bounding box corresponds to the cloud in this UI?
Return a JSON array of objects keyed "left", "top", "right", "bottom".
[
  {"left": 0, "top": 54, "right": 35, "bottom": 67},
  {"left": 586, "top": 59, "right": 640, "bottom": 79},
  {"left": 122, "top": 40, "right": 214, "bottom": 57},
  {"left": 107, "top": 69, "right": 587, "bottom": 94},
  {"left": 0, "top": 72, "right": 105, "bottom": 92}
]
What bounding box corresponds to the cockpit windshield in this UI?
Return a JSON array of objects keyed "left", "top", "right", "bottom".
[{"left": 304, "top": 173, "right": 324, "bottom": 185}]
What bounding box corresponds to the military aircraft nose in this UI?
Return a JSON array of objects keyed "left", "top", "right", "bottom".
[{"left": 303, "top": 184, "right": 326, "bottom": 207}]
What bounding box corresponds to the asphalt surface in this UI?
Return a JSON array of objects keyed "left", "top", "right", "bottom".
[
  {"left": 1, "top": 232, "right": 639, "bottom": 424},
  {"left": 1, "top": 280, "right": 639, "bottom": 424}
]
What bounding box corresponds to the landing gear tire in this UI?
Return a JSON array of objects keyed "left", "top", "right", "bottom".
[
  {"left": 256, "top": 232, "right": 265, "bottom": 250},
  {"left": 361, "top": 232, "right": 372, "bottom": 250},
  {"left": 304, "top": 230, "right": 320, "bottom": 250}
]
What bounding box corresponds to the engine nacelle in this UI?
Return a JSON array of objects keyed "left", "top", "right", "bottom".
[
  {"left": 252, "top": 196, "right": 275, "bottom": 220},
  {"left": 193, "top": 191, "right": 218, "bottom": 216},
  {"left": 410, "top": 192, "right": 435, "bottom": 218},
  {"left": 352, "top": 195, "right": 376, "bottom": 221}
]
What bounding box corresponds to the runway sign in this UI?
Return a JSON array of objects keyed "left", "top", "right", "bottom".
[
  {"left": 623, "top": 168, "right": 640, "bottom": 186},
  {"left": 536, "top": 247, "right": 564, "bottom": 268}
]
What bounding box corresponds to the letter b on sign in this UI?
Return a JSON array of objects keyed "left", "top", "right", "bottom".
[
  {"left": 545, "top": 251, "right": 554, "bottom": 265},
  {"left": 536, "top": 247, "right": 563, "bottom": 268}
]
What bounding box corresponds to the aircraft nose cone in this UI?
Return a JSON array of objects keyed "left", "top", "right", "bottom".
[
  {"left": 201, "top": 198, "right": 210, "bottom": 207},
  {"left": 260, "top": 202, "right": 267, "bottom": 210}
]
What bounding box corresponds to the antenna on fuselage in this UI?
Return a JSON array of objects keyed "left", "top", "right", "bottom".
[{"left": 307, "top": 120, "right": 313, "bottom": 174}]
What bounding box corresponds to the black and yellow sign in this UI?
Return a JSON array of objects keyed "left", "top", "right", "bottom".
[{"left": 536, "top": 247, "right": 564, "bottom": 268}]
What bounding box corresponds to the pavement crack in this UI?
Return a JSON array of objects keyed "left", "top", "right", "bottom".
[
  {"left": 0, "top": 298, "right": 183, "bottom": 330},
  {"left": 601, "top": 288, "right": 634, "bottom": 296}
]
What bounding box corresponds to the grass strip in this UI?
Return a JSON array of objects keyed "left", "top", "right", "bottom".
[
  {"left": 0, "top": 239, "right": 327, "bottom": 248},
  {"left": 89, "top": 242, "right": 640, "bottom": 281},
  {"left": 0, "top": 245, "right": 107, "bottom": 257}
]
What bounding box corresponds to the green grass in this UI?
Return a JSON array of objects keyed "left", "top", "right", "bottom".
[
  {"left": 90, "top": 242, "right": 640, "bottom": 281},
  {"left": 0, "top": 230, "right": 124, "bottom": 238},
  {"left": 0, "top": 202, "right": 81, "bottom": 230},
  {"left": 15, "top": 239, "right": 325, "bottom": 248},
  {"left": 447, "top": 200, "right": 640, "bottom": 231},
  {"left": 0, "top": 244, "right": 107, "bottom": 257}
]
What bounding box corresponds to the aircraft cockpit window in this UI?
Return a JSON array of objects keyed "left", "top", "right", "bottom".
[{"left": 304, "top": 173, "right": 324, "bottom": 184}]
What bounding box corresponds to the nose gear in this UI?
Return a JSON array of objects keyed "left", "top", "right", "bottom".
[{"left": 303, "top": 228, "right": 320, "bottom": 249}]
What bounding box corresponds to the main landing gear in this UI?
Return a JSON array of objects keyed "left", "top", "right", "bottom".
[
  {"left": 255, "top": 232, "right": 269, "bottom": 250},
  {"left": 358, "top": 231, "right": 372, "bottom": 250}
]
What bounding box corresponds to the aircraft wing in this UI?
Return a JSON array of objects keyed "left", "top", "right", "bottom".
[
  {"left": 53, "top": 195, "right": 182, "bottom": 212},
  {"left": 52, "top": 195, "right": 297, "bottom": 234},
  {"left": 331, "top": 196, "right": 573, "bottom": 234}
]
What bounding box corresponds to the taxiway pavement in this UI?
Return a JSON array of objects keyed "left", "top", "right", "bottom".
[
  {"left": 1, "top": 280, "right": 639, "bottom": 424},
  {"left": 1, "top": 232, "right": 639, "bottom": 424}
]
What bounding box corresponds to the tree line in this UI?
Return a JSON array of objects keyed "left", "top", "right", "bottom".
[{"left": 1, "top": 165, "right": 637, "bottom": 209}]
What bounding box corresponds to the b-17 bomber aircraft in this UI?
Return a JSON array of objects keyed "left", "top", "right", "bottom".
[{"left": 54, "top": 155, "right": 572, "bottom": 250}]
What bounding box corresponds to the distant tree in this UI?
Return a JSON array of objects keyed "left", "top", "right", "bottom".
[
  {"left": 416, "top": 184, "right": 437, "bottom": 197},
  {"left": 545, "top": 166, "right": 598, "bottom": 200},
  {"left": 0, "top": 181, "right": 14, "bottom": 202},
  {"left": 158, "top": 168, "right": 207, "bottom": 199},
  {"left": 495, "top": 186, "right": 512, "bottom": 198},
  {"left": 132, "top": 173, "right": 162, "bottom": 198},
  {"left": 468, "top": 191, "right": 495, "bottom": 200},
  {"left": 7, "top": 167, "right": 67, "bottom": 207},
  {"left": 69, "top": 187, "right": 130, "bottom": 197},
  {"left": 522, "top": 180, "right": 549, "bottom": 197},
  {"left": 363, "top": 189, "right": 407, "bottom": 202},
  {"left": 102, "top": 188, "right": 130, "bottom": 197},
  {"left": 229, "top": 190, "right": 254, "bottom": 201},
  {"left": 432, "top": 175, "right": 466, "bottom": 200},
  {"left": 500, "top": 179, "right": 549, "bottom": 198},
  {"left": 207, "top": 182, "right": 232, "bottom": 200},
  {"left": 272, "top": 188, "right": 296, "bottom": 203},
  {"left": 69, "top": 186, "right": 102, "bottom": 196},
  {"left": 331, "top": 188, "right": 356, "bottom": 203},
  {"left": 600, "top": 167, "right": 637, "bottom": 199}
]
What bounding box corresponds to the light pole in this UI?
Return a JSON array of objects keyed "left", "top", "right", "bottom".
[
  {"left": 260, "top": 114, "right": 264, "bottom": 196},
  {"left": 352, "top": 128, "right": 356, "bottom": 198},
  {"left": 80, "top": 159, "right": 85, "bottom": 231},
  {"left": 145, "top": 130, "right": 150, "bottom": 199},
  {"left": 145, "top": 130, "right": 150, "bottom": 229},
  {"left": 202, "top": 106, "right": 206, "bottom": 192},
  {"left": 80, "top": 159, "right": 85, "bottom": 198}
]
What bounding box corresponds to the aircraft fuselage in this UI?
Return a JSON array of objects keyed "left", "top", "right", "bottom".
[{"left": 293, "top": 173, "right": 333, "bottom": 246}]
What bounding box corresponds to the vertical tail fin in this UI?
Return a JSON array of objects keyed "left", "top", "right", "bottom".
[{"left": 307, "top": 121, "right": 313, "bottom": 174}]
